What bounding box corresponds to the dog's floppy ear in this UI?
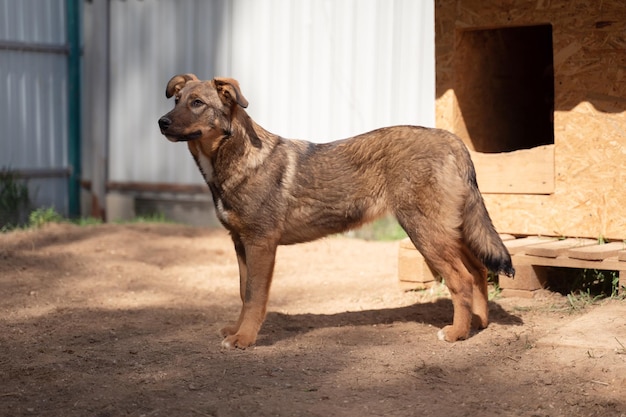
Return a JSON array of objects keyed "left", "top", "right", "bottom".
[
  {"left": 213, "top": 77, "right": 249, "bottom": 109},
  {"left": 165, "top": 73, "right": 199, "bottom": 98}
]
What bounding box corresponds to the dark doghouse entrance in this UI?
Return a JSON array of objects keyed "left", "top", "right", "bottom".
[{"left": 454, "top": 24, "right": 555, "bottom": 153}]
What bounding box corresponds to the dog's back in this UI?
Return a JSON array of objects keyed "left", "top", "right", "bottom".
[{"left": 279, "top": 125, "right": 513, "bottom": 280}]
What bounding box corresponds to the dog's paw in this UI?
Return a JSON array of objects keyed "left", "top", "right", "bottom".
[
  {"left": 437, "top": 325, "right": 469, "bottom": 342},
  {"left": 221, "top": 333, "right": 256, "bottom": 350},
  {"left": 219, "top": 325, "right": 239, "bottom": 338},
  {"left": 471, "top": 314, "right": 489, "bottom": 331},
  {"left": 437, "top": 328, "right": 447, "bottom": 342}
]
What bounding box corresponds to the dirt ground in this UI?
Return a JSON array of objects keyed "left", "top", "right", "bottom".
[{"left": 1, "top": 223, "right": 625, "bottom": 417}]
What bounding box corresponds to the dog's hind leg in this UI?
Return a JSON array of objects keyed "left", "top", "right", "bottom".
[
  {"left": 461, "top": 244, "right": 489, "bottom": 330},
  {"left": 221, "top": 239, "right": 278, "bottom": 349},
  {"left": 426, "top": 244, "right": 475, "bottom": 342},
  {"left": 396, "top": 215, "right": 475, "bottom": 342}
]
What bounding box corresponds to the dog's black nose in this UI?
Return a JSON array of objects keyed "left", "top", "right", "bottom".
[{"left": 158, "top": 117, "right": 171, "bottom": 131}]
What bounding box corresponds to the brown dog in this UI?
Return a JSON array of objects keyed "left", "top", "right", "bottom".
[{"left": 158, "top": 74, "right": 514, "bottom": 349}]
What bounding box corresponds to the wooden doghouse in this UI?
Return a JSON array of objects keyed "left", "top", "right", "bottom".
[{"left": 399, "top": 0, "right": 626, "bottom": 295}]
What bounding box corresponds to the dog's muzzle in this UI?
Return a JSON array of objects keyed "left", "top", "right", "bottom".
[
  {"left": 158, "top": 116, "right": 172, "bottom": 132},
  {"left": 158, "top": 116, "right": 202, "bottom": 142}
]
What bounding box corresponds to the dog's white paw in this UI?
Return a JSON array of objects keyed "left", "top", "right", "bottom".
[
  {"left": 221, "top": 338, "right": 235, "bottom": 349},
  {"left": 220, "top": 334, "right": 255, "bottom": 349},
  {"left": 437, "top": 328, "right": 446, "bottom": 341}
]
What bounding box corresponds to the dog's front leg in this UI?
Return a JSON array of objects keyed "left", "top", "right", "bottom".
[
  {"left": 219, "top": 237, "right": 248, "bottom": 338},
  {"left": 221, "top": 240, "right": 277, "bottom": 349}
]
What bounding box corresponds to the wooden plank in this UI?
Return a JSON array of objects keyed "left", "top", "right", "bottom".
[
  {"left": 499, "top": 234, "right": 516, "bottom": 241},
  {"left": 501, "top": 289, "right": 538, "bottom": 299},
  {"left": 511, "top": 254, "right": 626, "bottom": 271},
  {"left": 499, "top": 263, "right": 547, "bottom": 291},
  {"left": 470, "top": 145, "right": 554, "bottom": 195},
  {"left": 567, "top": 242, "right": 626, "bottom": 261},
  {"left": 398, "top": 243, "right": 438, "bottom": 288},
  {"left": 523, "top": 238, "right": 597, "bottom": 258},
  {"left": 399, "top": 237, "right": 414, "bottom": 250},
  {"left": 503, "top": 236, "right": 557, "bottom": 254},
  {"left": 619, "top": 251, "right": 626, "bottom": 262}
]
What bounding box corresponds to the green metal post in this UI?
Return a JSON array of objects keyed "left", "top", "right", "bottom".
[{"left": 66, "top": 0, "right": 81, "bottom": 218}]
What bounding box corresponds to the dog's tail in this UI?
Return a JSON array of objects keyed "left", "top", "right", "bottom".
[{"left": 461, "top": 167, "right": 515, "bottom": 278}]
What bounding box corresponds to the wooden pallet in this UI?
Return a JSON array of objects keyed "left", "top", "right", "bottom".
[
  {"left": 397, "top": 238, "right": 438, "bottom": 290},
  {"left": 499, "top": 238, "right": 626, "bottom": 298},
  {"left": 397, "top": 237, "right": 626, "bottom": 297}
]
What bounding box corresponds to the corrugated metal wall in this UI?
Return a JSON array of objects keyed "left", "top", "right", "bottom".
[
  {"left": 231, "top": 0, "right": 435, "bottom": 142},
  {"left": 104, "top": 0, "right": 434, "bottom": 186},
  {"left": 0, "top": 0, "right": 70, "bottom": 216},
  {"left": 1, "top": 0, "right": 435, "bottom": 221},
  {"left": 106, "top": 0, "right": 231, "bottom": 186}
]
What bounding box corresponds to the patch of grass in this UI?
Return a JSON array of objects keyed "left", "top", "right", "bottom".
[
  {"left": 28, "top": 207, "right": 64, "bottom": 228},
  {"left": 120, "top": 212, "right": 175, "bottom": 224},
  {"left": 3, "top": 205, "right": 174, "bottom": 232},
  {"left": 408, "top": 281, "right": 449, "bottom": 301},
  {"left": 574, "top": 269, "right": 622, "bottom": 299},
  {"left": 562, "top": 268, "right": 624, "bottom": 312},
  {"left": 566, "top": 289, "right": 603, "bottom": 312},
  {"left": 488, "top": 282, "right": 502, "bottom": 301},
  {"left": 73, "top": 217, "right": 104, "bottom": 226},
  {"left": 481, "top": 271, "right": 502, "bottom": 300},
  {"left": 344, "top": 216, "right": 407, "bottom": 241},
  {"left": 545, "top": 266, "right": 624, "bottom": 311}
]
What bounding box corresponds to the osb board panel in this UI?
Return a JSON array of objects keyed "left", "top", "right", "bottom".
[
  {"left": 470, "top": 145, "right": 554, "bottom": 194},
  {"left": 482, "top": 102, "right": 626, "bottom": 240},
  {"left": 435, "top": 0, "right": 626, "bottom": 240}
]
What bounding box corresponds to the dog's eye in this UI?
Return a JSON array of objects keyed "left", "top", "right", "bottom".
[
  {"left": 191, "top": 99, "right": 204, "bottom": 108},
  {"left": 174, "top": 96, "right": 180, "bottom": 105}
]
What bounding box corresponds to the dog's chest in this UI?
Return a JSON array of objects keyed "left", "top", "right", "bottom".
[
  {"left": 195, "top": 152, "right": 214, "bottom": 183},
  {"left": 193, "top": 152, "right": 234, "bottom": 227},
  {"left": 214, "top": 197, "right": 231, "bottom": 225}
]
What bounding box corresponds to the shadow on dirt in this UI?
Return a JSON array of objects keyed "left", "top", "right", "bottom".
[
  {"left": 1, "top": 303, "right": 620, "bottom": 417},
  {"left": 0, "top": 223, "right": 216, "bottom": 253},
  {"left": 261, "top": 299, "right": 523, "bottom": 346}
]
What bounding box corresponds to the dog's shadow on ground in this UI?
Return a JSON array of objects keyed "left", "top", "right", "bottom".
[{"left": 261, "top": 299, "right": 523, "bottom": 346}]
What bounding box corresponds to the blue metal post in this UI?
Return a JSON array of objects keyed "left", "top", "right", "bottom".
[{"left": 66, "top": 0, "right": 81, "bottom": 217}]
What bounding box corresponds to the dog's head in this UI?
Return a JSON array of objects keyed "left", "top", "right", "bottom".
[{"left": 158, "top": 74, "right": 248, "bottom": 143}]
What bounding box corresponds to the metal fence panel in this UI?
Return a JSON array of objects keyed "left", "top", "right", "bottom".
[
  {"left": 107, "top": 0, "right": 230, "bottom": 185},
  {"left": 0, "top": 0, "right": 66, "bottom": 44},
  {"left": 0, "top": 0, "right": 69, "bottom": 216}
]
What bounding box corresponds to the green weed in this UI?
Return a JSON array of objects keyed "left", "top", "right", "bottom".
[
  {"left": 28, "top": 207, "right": 64, "bottom": 228},
  {"left": 576, "top": 269, "right": 621, "bottom": 299},
  {"left": 565, "top": 290, "right": 600, "bottom": 312},
  {"left": 344, "top": 216, "right": 407, "bottom": 241},
  {"left": 73, "top": 217, "right": 104, "bottom": 226},
  {"left": 120, "top": 212, "right": 174, "bottom": 224},
  {"left": 2, "top": 205, "right": 174, "bottom": 232}
]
